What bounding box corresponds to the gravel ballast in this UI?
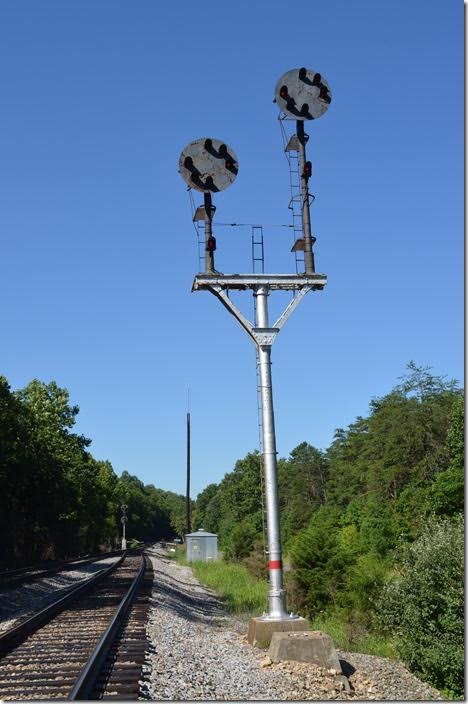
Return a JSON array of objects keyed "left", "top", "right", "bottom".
[
  {"left": 140, "top": 546, "right": 444, "bottom": 700},
  {"left": 0, "top": 555, "right": 121, "bottom": 634}
]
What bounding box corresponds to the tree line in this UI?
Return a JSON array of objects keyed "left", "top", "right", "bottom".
[
  {"left": 192, "top": 363, "right": 464, "bottom": 696},
  {"left": 0, "top": 376, "right": 186, "bottom": 565},
  {"left": 1, "top": 364, "right": 463, "bottom": 694}
]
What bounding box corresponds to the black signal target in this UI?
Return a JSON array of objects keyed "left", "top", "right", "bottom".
[
  {"left": 274, "top": 68, "right": 332, "bottom": 120},
  {"left": 179, "top": 138, "right": 239, "bottom": 193}
]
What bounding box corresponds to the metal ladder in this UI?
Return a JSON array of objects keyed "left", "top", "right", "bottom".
[
  {"left": 284, "top": 136, "right": 306, "bottom": 274},
  {"left": 188, "top": 190, "right": 208, "bottom": 273},
  {"left": 195, "top": 219, "right": 206, "bottom": 272},
  {"left": 251, "top": 225, "right": 265, "bottom": 274},
  {"left": 279, "top": 116, "right": 319, "bottom": 277}
]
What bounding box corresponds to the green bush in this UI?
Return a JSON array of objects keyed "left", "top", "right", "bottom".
[
  {"left": 377, "top": 515, "right": 464, "bottom": 697},
  {"left": 289, "top": 505, "right": 343, "bottom": 615},
  {"left": 223, "top": 516, "right": 259, "bottom": 561}
]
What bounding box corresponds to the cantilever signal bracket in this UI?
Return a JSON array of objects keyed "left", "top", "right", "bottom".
[{"left": 192, "top": 275, "right": 322, "bottom": 348}]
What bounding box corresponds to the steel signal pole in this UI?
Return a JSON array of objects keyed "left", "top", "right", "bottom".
[
  {"left": 255, "top": 285, "right": 288, "bottom": 619},
  {"left": 192, "top": 272, "right": 325, "bottom": 623},
  {"left": 204, "top": 192, "right": 215, "bottom": 274},
  {"left": 297, "top": 120, "right": 315, "bottom": 274}
]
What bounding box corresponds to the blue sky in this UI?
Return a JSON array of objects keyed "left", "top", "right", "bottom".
[{"left": 0, "top": 1, "right": 463, "bottom": 498}]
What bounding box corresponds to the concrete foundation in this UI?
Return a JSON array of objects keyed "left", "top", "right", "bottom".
[
  {"left": 268, "top": 630, "right": 342, "bottom": 671},
  {"left": 247, "top": 616, "right": 309, "bottom": 648}
]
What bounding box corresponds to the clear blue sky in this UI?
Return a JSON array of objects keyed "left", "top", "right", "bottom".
[{"left": 0, "top": 1, "right": 463, "bottom": 498}]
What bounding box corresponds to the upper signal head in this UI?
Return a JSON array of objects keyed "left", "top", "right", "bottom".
[
  {"left": 178, "top": 137, "right": 239, "bottom": 193},
  {"left": 274, "top": 67, "right": 332, "bottom": 120}
]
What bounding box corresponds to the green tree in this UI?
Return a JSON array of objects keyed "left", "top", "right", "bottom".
[
  {"left": 192, "top": 483, "right": 218, "bottom": 531},
  {"left": 287, "top": 363, "right": 461, "bottom": 629},
  {"left": 278, "top": 443, "right": 328, "bottom": 545},
  {"left": 195, "top": 452, "right": 263, "bottom": 552},
  {"left": 427, "top": 393, "right": 464, "bottom": 516},
  {"left": 223, "top": 516, "right": 259, "bottom": 561},
  {"left": 0, "top": 376, "right": 40, "bottom": 562},
  {"left": 377, "top": 515, "right": 464, "bottom": 696},
  {"left": 288, "top": 505, "right": 343, "bottom": 614}
]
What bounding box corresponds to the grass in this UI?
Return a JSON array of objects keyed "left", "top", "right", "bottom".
[
  {"left": 175, "top": 550, "right": 396, "bottom": 659},
  {"left": 308, "top": 612, "right": 397, "bottom": 659},
  {"left": 177, "top": 553, "right": 268, "bottom": 615}
]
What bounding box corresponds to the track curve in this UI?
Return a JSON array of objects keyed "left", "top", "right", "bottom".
[{"left": 0, "top": 551, "right": 153, "bottom": 701}]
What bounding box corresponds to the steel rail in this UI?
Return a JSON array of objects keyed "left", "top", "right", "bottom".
[
  {"left": 0, "top": 553, "right": 127, "bottom": 654},
  {"left": 68, "top": 552, "right": 147, "bottom": 700},
  {"left": 0, "top": 548, "right": 126, "bottom": 589}
]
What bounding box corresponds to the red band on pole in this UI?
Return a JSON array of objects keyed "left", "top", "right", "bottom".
[{"left": 268, "top": 560, "right": 283, "bottom": 570}]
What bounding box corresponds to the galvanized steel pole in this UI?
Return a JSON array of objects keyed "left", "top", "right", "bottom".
[
  {"left": 297, "top": 120, "right": 315, "bottom": 274},
  {"left": 255, "top": 285, "right": 289, "bottom": 619}
]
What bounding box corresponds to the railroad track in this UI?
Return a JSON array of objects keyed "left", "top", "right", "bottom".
[
  {"left": 0, "top": 551, "right": 153, "bottom": 700},
  {"left": 0, "top": 549, "right": 126, "bottom": 590}
]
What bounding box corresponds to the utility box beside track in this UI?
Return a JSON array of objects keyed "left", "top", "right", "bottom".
[{"left": 185, "top": 529, "right": 218, "bottom": 562}]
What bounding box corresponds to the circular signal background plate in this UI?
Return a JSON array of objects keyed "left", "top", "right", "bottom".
[
  {"left": 274, "top": 68, "right": 332, "bottom": 120},
  {"left": 179, "top": 137, "right": 239, "bottom": 193}
]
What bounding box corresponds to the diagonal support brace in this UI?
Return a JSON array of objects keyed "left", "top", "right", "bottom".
[
  {"left": 208, "top": 286, "right": 259, "bottom": 345},
  {"left": 272, "top": 286, "right": 312, "bottom": 329},
  {"left": 207, "top": 285, "right": 312, "bottom": 347}
]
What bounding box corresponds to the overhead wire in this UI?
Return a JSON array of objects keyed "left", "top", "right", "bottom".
[{"left": 215, "top": 222, "right": 292, "bottom": 229}]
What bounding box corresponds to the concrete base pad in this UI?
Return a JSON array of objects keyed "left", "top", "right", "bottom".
[
  {"left": 268, "top": 630, "right": 342, "bottom": 672},
  {"left": 247, "top": 616, "right": 309, "bottom": 648}
]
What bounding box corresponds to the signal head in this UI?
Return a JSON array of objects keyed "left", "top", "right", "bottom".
[
  {"left": 178, "top": 137, "right": 239, "bottom": 193},
  {"left": 274, "top": 67, "right": 332, "bottom": 120},
  {"left": 303, "top": 161, "right": 312, "bottom": 179}
]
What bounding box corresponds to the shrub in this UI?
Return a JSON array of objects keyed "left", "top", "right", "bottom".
[
  {"left": 377, "top": 515, "right": 464, "bottom": 696},
  {"left": 223, "top": 516, "right": 259, "bottom": 561},
  {"left": 242, "top": 537, "right": 268, "bottom": 580}
]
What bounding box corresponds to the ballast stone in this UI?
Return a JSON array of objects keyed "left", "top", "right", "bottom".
[
  {"left": 247, "top": 616, "right": 308, "bottom": 648},
  {"left": 268, "top": 630, "right": 342, "bottom": 672}
]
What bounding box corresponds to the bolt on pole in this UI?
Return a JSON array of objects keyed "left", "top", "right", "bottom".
[
  {"left": 297, "top": 120, "right": 315, "bottom": 274},
  {"left": 255, "top": 285, "right": 289, "bottom": 619}
]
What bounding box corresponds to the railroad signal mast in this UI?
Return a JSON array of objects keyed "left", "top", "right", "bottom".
[
  {"left": 121, "top": 504, "right": 128, "bottom": 550},
  {"left": 179, "top": 68, "right": 332, "bottom": 626}
]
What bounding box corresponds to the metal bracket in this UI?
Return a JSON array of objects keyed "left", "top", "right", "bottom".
[
  {"left": 208, "top": 286, "right": 258, "bottom": 345},
  {"left": 252, "top": 328, "right": 279, "bottom": 346},
  {"left": 206, "top": 284, "right": 311, "bottom": 348},
  {"left": 272, "top": 286, "right": 312, "bottom": 330}
]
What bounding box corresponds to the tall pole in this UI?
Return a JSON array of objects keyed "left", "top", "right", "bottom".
[
  {"left": 121, "top": 504, "right": 128, "bottom": 551},
  {"left": 297, "top": 120, "right": 315, "bottom": 274},
  {"left": 204, "top": 192, "right": 215, "bottom": 273},
  {"left": 186, "top": 403, "right": 191, "bottom": 536},
  {"left": 255, "top": 285, "right": 289, "bottom": 619}
]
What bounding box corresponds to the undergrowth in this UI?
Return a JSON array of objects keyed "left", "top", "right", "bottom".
[
  {"left": 176, "top": 551, "right": 396, "bottom": 661},
  {"left": 177, "top": 552, "right": 268, "bottom": 615},
  {"left": 308, "top": 613, "right": 396, "bottom": 659}
]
